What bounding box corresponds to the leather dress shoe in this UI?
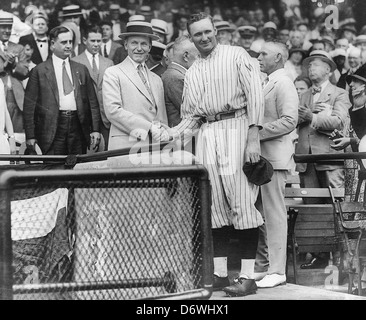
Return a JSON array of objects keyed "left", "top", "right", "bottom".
[
  {"left": 213, "top": 274, "right": 230, "bottom": 291},
  {"left": 256, "top": 274, "right": 286, "bottom": 288},
  {"left": 222, "top": 277, "right": 257, "bottom": 297},
  {"left": 300, "top": 257, "right": 328, "bottom": 269}
]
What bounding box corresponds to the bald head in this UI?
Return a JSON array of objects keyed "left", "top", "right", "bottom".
[
  {"left": 258, "top": 41, "right": 289, "bottom": 75},
  {"left": 172, "top": 35, "right": 199, "bottom": 69}
]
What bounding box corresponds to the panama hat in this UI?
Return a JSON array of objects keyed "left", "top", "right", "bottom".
[
  {"left": 119, "top": 21, "right": 159, "bottom": 41},
  {"left": 60, "top": 5, "right": 82, "bottom": 18},
  {"left": 151, "top": 19, "right": 168, "bottom": 35},
  {"left": 0, "top": 11, "right": 13, "bottom": 26},
  {"left": 303, "top": 49, "right": 337, "bottom": 72},
  {"left": 214, "top": 21, "right": 236, "bottom": 33}
]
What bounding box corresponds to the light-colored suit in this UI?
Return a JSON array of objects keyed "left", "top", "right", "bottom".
[
  {"left": 72, "top": 52, "right": 114, "bottom": 149},
  {"left": 255, "top": 68, "right": 299, "bottom": 275},
  {"left": 296, "top": 82, "right": 351, "bottom": 173},
  {"left": 103, "top": 57, "right": 168, "bottom": 151}
]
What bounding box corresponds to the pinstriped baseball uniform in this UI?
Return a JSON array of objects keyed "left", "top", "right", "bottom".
[{"left": 174, "top": 44, "right": 265, "bottom": 229}]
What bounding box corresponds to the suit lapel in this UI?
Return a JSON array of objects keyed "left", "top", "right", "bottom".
[
  {"left": 70, "top": 60, "right": 80, "bottom": 100},
  {"left": 79, "top": 52, "right": 97, "bottom": 84},
  {"left": 98, "top": 56, "right": 108, "bottom": 86},
  {"left": 317, "top": 82, "right": 333, "bottom": 104},
  {"left": 263, "top": 80, "right": 275, "bottom": 97},
  {"left": 44, "top": 60, "right": 59, "bottom": 105},
  {"left": 109, "top": 42, "right": 117, "bottom": 59}
]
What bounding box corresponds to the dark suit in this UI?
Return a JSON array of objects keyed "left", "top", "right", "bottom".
[
  {"left": 100, "top": 41, "right": 122, "bottom": 63},
  {"left": 23, "top": 58, "right": 101, "bottom": 155},
  {"left": 161, "top": 62, "right": 186, "bottom": 127},
  {"left": 18, "top": 33, "right": 51, "bottom": 65},
  {"left": 112, "top": 45, "right": 128, "bottom": 65},
  {"left": 72, "top": 52, "right": 114, "bottom": 150}
]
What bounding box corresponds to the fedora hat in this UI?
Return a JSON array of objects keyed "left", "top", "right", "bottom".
[
  {"left": 60, "top": 5, "right": 82, "bottom": 18},
  {"left": 0, "top": 11, "right": 13, "bottom": 26},
  {"left": 303, "top": 49, "right": 337, "bottom": 72},
  {"left": 214, "top": 21, "right": 236, "bottom": 33},
  {"left": 289, "top": 47, "right": 308, "bottom": 58},
  {"left": 151, "top": 19, "right": 168, "bottom": 35},
  {"left": 346, "top": 64, "right": 366, "bottom": 84},
  {"left": 119, "top": 21, "right": 159, "bottom": 41}
]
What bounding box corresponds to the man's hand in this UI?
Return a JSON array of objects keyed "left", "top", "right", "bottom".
[
  {"left": 90, "top": 132, "right": 101, "bottom": 151},
  {"left": 4, "top": 52, "right": 17, "bottom": 68},
  {"left": 330, "top": 137, "right": 351, "bottom": 151},
  {"left": 313, "top": 102, "right": 332, "bottom": 114},
  {"left": 26, "top": 138, "right": 37, "bottom": 149},
  {"left": 245, "top": 126, "right": 261, "bottom": 164},
  {"left": 298, "top": 105, "right": 313, "bottom": 123},
  {"left": 150, "top": 123, "right": 170, "bottom": 142},
  {"left": 352, "top": 84, "right": 366, "bottom": 109},
  {"left": 8, "top": 136, "right": 16, "bottom": 154}
]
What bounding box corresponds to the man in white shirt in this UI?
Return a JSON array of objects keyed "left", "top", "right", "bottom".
[
  {"left": 100, "top": 20, "right": 122, "bottom": 63},
  {"left": 72, "top": 25, "right": 114, "bottom": 150},
  {"left": 23, "top": 25, "right": 101, "bottom": 155}
]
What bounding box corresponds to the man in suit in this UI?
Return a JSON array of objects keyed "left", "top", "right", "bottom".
[
  {"left": 72, "top": 25, "right": 114, "bottom": 151},
  {"left": 161, "top": 35, "right": 198, "bottom": 127},
  {"left": 254, "top": 41, "right": 298, "bottom": 288},
  {"left": 0, "top": 11, "right": 29, "bottom": 135},
  {"left": 146, "top": 40, "right": 167, "bottom": 77},
  {"left": 19, "top": 12, "right": 51, "bottom": 66},
  {"left": 295, "top": 50, "right": 351, "bottom": 268},
  {"left": 23, "top": 25, "right": 101, "bottom": 155},
  {"left": 100, "top": 20, "right": 123, "bottom": 63},
  {"left": 103, "top": 21, "right": 169, "bottom": 151}
]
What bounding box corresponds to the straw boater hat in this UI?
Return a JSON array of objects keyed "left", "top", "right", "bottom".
[
  {"left": 119, "top": 21, "right": 159, "bottom": 41},
  {"left": 60, "top": 5, "right": 83, "bottom": 18},
  {"left": 237, "top": 25, "right": 257, "bottom": 37},
  {"left": 302, "top": 49, "right": 337, "bottom": 72},
  {"left": 0, "top": 11, "right": 13, "bottom": 26},
  {"left": 128, "top": 15, "right": 145, "bottom": 22},
  {"left": 150, "top": 40, "right": 166, "bottom": 56},
  {"left": 214, "top": 21, "right": 236, "bottom": 33},
  {"left": 354, "top": 35, "right": 366, "bottom": 46},
  {"left": 151, "top": 19, "right": 168, "bottom": 35}
]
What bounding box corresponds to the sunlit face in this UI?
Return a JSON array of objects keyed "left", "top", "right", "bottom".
[
  {"left": 239, "top": 33, "right": 255, "bottom": 49},
  {"left": 290, "top": 32, "right": 303, "bottom": 47},
  {"left": 0, "top": 24, "right": 12, "bottom": 42},
  {"left": 335, "top": 39, "right": 349, "bottom": 51},
  {"left": 32, "top": 17, "right": 48, "bottom": 36},
  {"left": 188, "top": 18, "right": 217, "bottom": 58},
  {"left": 350, "top": 79, "right": 366, "bottom": 97},
  {"left": 51, "top": 31, "right": 73, "bottom": 59},
  {"left": 216, "top": 29, "right": 232, "bottom": 45},
  {"left": 308, "top": 58, "right": 330, "bottom": 82},
  {"left": 125, "top": 35, "right": 151, "bottom": 64},
  {"left": 24, "top": 43, "right": 34, "bottom": 59},
  {"left": 290, "top": 51, "right": 303, "bottom": 64},
  {"left": 257, "top": 42, "right": 278, "bottom": 75},
  {"left": 348, "top": 53, "right": 361, "bottom": 69},
  {"left": 84, "top": 31, "right": 102, "bottom": 55},
  {"left": 294, "top": 80, "right": 310, "bottom": 97},
  {"left": 278, "top": 29, "right": 290, "bottom": 44},
  {"left": 312, "top": 42, "right": 325, "bottom": 51},
  {"left": 298, "top": 25, "right": 308, "bottom": 37}
]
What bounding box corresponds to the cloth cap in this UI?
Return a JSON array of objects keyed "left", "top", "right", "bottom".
[
  {"left": 119, "top": 21, "right": 159, "bottom": 41},
  {"left": 243, "top": 156, "right": 274, "bottom": 186},
  {"left": 302, "top": 49, "right": 337, "bottom": 72}
]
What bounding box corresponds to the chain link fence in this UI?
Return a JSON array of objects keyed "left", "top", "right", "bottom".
[{"left": 0, "top": 165, "right": 213, "bottom": 300}]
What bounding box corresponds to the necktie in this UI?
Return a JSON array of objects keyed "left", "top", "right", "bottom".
[
  {"left": 312, "top": 86, "right": 322, "bottom": 95},
  {"left": 62, "top": 61, "right": 73, "bottom": 95},
  {"left": 262, "top": 76, "right": 269, "bottom": 89},
  {"left": 92, "top": 54, "right": 98, "bottom": 81},
  {"left": 103, "top": 44, "right": 108, "bottom": 57},
  {"left": 137, "top": 64, "right": 156, "bottom": 107}
]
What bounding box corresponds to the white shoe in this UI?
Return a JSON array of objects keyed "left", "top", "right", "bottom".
[
  {"left": 256, "top": 274, "right": 286, "bottom": 288},
  {"left": 253, "top": 271, "right": 268, "bottom": 281}
]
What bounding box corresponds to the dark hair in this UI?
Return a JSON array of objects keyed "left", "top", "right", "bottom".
[
  {"left": 187, "top": 12, "right": 214, "bottom": 35},
  {"left": 99, "top": 20, "right": 113, "bottom": 28},
  {"left": 84, "top": 24, "right": 102, "bottom": 38},
  {"left": 294, "top": 76, "right": 311, "bottom": 88},
  {"left": 49, "top": 25, "right": 74, "bottom": 42}
]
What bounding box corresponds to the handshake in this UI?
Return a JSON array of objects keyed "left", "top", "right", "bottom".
[{"left": 150, "top": 122, "right": 179, "bottom": 142}]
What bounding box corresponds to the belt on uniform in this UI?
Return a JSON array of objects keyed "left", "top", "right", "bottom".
[
  {"left": 202, "top": 109, "right": 246, "bottom": 123},
  {"left": 59, "top": 110, "right": 77, "bottom": 116}
]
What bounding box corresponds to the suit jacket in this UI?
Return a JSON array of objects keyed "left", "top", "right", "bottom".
[
  {"left": 18, "top": 33, "right": 51, "bottom": 65},
  {"left": 161, "top": 62, "right": 186, "bottom": 127},
  {"left": 295, "top": 81, "right": 351, "bottom": 172},
  {"left": 103, "top": 57, "right": 168, "bottom": 150},
  {"left": 260, "top": 69, "right": 299, "bottom": 170},
  {"left": 23, "top": 58, "right": 101, "bottom": 154},
  {"left": 100, "top": 41, "right": 122, "bottom": 62},
  {"left": 0, "top": 41, "right": 28, "bottom": 110},
  {"left": 112, "top": 45, "right": 128, "bottom": 65},
  {"left": 72, "top": 52, "right": 114, "bottom": 129}
]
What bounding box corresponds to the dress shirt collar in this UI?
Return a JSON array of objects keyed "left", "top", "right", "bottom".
[
  {"left": 171, "top": 61, "right": 187, "bottom": 72},
  {"left": 33, "top": 32, "right": 48, "bottom": 41},
  {"left": 198, "top": 43, "right": 220, "bottom": 60},
  {"left": 128, "top": 56, "right": 147, "bottom": 70},
  {"left": 312, "top": 79, "right": 329, "bottom": 92},
  {"left": 52, "top": 53, "right": 70, "bottom": 66},
  {"left": 85, "top": 50, "right": 99, "bottom": 60}
]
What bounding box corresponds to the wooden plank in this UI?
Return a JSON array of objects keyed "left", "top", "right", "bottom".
[
  {"left": 298, "top": 245, "right": 337, "bottom": 253},
  {"left": 296, "top": 237, "right": 337, "bottom": 245},
  {"left": 285, "top": 188, "right": 344, "bottom": 198},
  {"left": 295, "top": 222, "right": 334, "bottom": 230},
  {"left": 296, "top": 215, "right": 334, "bottom": 222},
  {"left": 286, "top": 174, "right": 300, "bottom": 185},
  {"left": 295, "top": 229, "right": 335, "bottom": 237},
  {"left": 289, "top": 205, "right": 335, "bottom": 214}
]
